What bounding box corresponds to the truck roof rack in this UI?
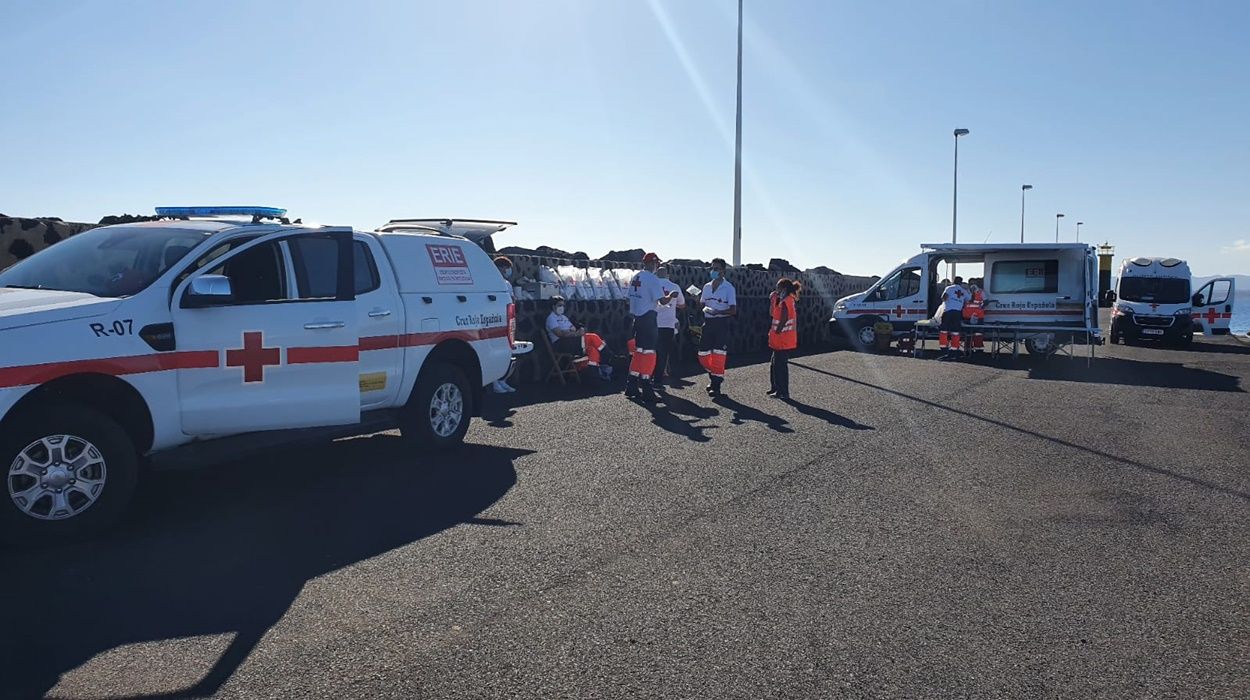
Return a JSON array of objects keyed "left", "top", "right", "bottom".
[{"left": 378, "top": 218, "right": 516, "bottom": 242}]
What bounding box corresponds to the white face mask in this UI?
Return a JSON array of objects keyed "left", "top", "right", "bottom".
[{"left": 554, "top": 305, "right": 565, "bottom": 315}]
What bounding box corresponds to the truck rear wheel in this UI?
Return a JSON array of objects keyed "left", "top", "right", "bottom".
[
  {"left": 402, "top": 363, "right": 472, "bottom": 450},
  {"left": 1024, "top": 333, "right": 1056, "bottom": 357},
  {"left": 0, "top": 404, "right": 139, "bottom": 546}
]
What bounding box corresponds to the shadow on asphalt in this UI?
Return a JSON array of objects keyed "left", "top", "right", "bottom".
[
  {"left": 0, "top": 436, "right": 528, "bottom": 699},
  {"left": 712, "top": 395, "right": 794, "bottom": 433},
  {"left": 790, "top": 361, "right": 1250, "bottom": 504},
  {"left": 780, "top": 398, "right": 875, "bottom": 430},
  {"left": 1020, "top": 356, "right": 1244, "bottom": 392},
  {"left": 643, "top": 393, "right": 721, "bottom": 442}
]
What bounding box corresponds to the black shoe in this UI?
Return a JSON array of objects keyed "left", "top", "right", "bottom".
[
  {"left": 625, "top": 387, "right": 640, "bottom": 399},
  {"left": 641, "top": 390, "right": 659, "bottom": 403},
  {"left": 767, "top": 389, "right": 778, "bottom": 397},
  {"left": 705, "top": 384, "right": 721, "bottom": 397}
]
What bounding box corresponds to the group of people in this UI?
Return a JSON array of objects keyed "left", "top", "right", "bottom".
[
  {"left": 492, "top": 254, "right": 804, "bottom": 398},
  {"left": 936, "top": 275, "right": 986, "bottom": 360}
]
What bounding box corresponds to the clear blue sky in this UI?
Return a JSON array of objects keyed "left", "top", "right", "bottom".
[{"left": 3, "top": 0, "right": 1248, "bottom": 277}]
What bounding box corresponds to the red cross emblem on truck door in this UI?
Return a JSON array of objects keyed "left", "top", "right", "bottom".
[
  {"left": 893, "top": 305, "right": 906, "bottom": 318},
  {"left": 1203, "top": 307, "right": 1220, "bottom": 324},
  {"left": 226, "top": 331, "right": 281, "bottom": 383}
]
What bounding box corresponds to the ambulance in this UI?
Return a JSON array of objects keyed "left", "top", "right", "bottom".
[
  {"left": 1109, "top": 257, "right": 1237, "bottom": 345},
  {"left": 831, "top": 242, "right": 1100, "bottom": 355},
  {"left": 0, "top": 207, "right": 515, "bottom": 543}
]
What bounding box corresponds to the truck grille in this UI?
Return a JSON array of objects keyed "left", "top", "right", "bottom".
[{"left": 1133, "top": 315, "right": 1174, "bottom": 328}]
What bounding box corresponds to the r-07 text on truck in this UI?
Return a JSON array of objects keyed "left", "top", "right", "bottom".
[{"left": 0, "top": 206, "right": 515, "bottom": 543}]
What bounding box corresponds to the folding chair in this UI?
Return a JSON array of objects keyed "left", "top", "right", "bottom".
[{"left": 542, "top": 332, "right": 584, "bottom": 385}]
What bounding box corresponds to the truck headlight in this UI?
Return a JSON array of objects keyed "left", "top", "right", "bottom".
[
  {"left": 834, "top": 302, "right": 847, "bottom": 311},
  {"left": 1113, "top": 303, "right": 1134, "bottom": 316},
  {"left": 1173, "top": 308, "right": 1192, "bottom": 316}
]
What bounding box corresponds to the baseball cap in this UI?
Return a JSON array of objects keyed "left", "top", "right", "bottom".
[{"left": 642, "top": 252, "right": 661, "bottom": 264}]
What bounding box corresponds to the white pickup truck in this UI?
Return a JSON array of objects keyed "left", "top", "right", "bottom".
[{"left": 0, "top": 207, "right": 515, "bottom": 543}]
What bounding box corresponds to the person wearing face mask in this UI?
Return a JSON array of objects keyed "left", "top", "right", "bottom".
[
  {"left": 652, "top": 265, "right": 686, "bottom": 391},
  {"left": 768, "top": 278, "right": 801, "bottom": 398},
  {"left": 626, "top": 252, "right": 679, "bottom": 401},
  {"left": 545, "top": 296, "right": 615, "bottom": 381},
  {"left": 698, "top": 257, "right": 737, "bottom": 397}
]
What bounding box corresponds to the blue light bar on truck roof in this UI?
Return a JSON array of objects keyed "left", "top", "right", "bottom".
[{"left": 155, "top": 206, "right": 287, "bottom": 219}]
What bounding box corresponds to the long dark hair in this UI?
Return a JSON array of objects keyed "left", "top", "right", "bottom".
[{"left": 776, "top": 278, "right": 801, "bottom": 298}]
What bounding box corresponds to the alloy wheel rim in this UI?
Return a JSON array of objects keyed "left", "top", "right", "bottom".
[
  {"left": 429, "top": 383, "right": 464, "bottom": 438},
  {"left": 7, "top": 435, "right": 107, "bottom": 521}
]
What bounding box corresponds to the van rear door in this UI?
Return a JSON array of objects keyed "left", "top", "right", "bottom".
[{"left": 1192, "top": 278, "right": 1236, "bottom": 335}]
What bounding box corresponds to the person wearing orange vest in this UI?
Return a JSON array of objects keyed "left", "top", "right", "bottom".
[
  {"left": 962, "top": 280, "right": 986, "bottom": 352},
  {"left": 768, "top": 278, "right": 801, "bottom": 399}
]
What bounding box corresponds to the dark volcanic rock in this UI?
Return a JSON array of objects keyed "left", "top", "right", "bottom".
[
  {"left": 805, "top": 265, "right": 842, "bottom": 276},
  {"left": 99, "top": 214, "right": 161, "bottom": 226},
  {"left": 8, "top": 239, "right": 36, "bottom": 260},
  {"left": 768, "top": 258, "right": 800, "bottom": 272},
  {"left": 666, "top": 258, "right": 709, "bottom": 268},
  {"left": 498, "top": 245, "right": 587, "bottom": 261},
  {"left": 601, "top": 249, "right": 645, "bottom": 264}
]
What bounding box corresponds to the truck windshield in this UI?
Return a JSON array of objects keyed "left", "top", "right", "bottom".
[
  {"left": 0, "top": 226, "right": 210, "bottom": 298},
  {"left": 1119, "top": 277, "right": 1190, "bottom": 304}
]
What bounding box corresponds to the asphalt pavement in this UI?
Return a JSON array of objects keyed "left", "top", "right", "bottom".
[{"left": 3, "top": 333, "right": 1249, "bottom": 699}]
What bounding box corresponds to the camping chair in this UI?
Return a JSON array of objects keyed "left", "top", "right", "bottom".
[{"left": 541, "top": 332, "right": 584, "bottom": 385}]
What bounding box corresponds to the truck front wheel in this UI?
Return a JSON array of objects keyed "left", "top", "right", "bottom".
[
  {"left": 402, "top": 363, "right": 472, "bottom": 450},
  {"left": 0, "top": 404, "right": 139, "bottom": 546}
]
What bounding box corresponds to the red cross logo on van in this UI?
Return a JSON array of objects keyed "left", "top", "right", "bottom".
[
  {"left": 1203, "top": 307, "right": 1220, "bottom": 324},
  {"left": 893, "top": 305, "right": 906, "bottom": 318},
  {"left": 226, "top": 331, "right": 281, "bottom": 383}
]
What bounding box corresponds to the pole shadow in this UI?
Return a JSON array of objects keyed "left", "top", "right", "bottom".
[{"left": 0, "top": 437, "right": 528, "bottom": 699}]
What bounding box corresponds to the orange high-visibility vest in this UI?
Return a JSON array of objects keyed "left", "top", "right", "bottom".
[
  {"left": 769, "top": 293, "right": 798, "bottom": 351},
  {"left": 963, "top": 289, "right": 985, "bottom": 322}
]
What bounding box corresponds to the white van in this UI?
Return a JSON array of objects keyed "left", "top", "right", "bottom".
[
  {"left": 831, "top": 242, "right": 1099, "bottom": 355},
  {"left": 1110, "top": 257, "right": 1193, "bottom": 346},
  {"left": 1110, "top": 258, "right": 1238, "bottom": 345}
]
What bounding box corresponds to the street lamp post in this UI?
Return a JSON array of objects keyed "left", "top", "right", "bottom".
[
  {"left": 731, "top": 0, "right": 743, "bottom": 267},
  {"left": 1076, "top": 221, "right": 1084, "bottom": 241},
  {"left": 951, "top": 128, "right": 969, "bottom": 277},
  {"left": 1020, "top": 184, "right": 1033, "bottom": 243},
  {"left": 1055, "top": 213, "right": 1065, "bottom": 242}
]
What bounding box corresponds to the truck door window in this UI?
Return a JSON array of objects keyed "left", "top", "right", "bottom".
[
  {"left": 991, "top": 260, "right": 1059, "bottom": 294},
  {"left": 872, "top": 267, "right": 920, "bottom": 301},
  {"left": 353, "top": 241, "right": 380, "bottom": 295},
  {"left": 288, "top": 236, "right": 342, "bottom": 300},
  {"left": 1207, "top": 280, "right": 1231, "bottom": 306},
  {"left": 206, "top": 241, "right": 288, "bottom": 304}
]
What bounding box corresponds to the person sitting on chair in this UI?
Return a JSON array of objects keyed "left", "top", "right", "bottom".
[{"left": 545, "top": 296, "right": 615, "bottom": 380}]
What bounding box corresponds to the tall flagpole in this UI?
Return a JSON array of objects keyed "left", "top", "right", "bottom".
[{"left": 732, "top": 0, "right": 743, "bottom": 267}]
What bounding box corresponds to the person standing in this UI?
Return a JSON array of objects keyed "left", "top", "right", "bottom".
[
  {"left": 653, "top": 265, "right": 686, "bottom": 391},
  {"left": 698, "top": 257, "right": 737, "bottom": 397},
  {"left": 938, "top": 275, "right": 969, "bottom": 360},
  {"left": 626, "top": 253, "right": 678, "bottom": 401},
  {"left": 768, "top": 278, "right": 800, "bottom": 398}
]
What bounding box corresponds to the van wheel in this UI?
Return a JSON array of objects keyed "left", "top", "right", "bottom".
[
  {"left": 1024, "top": 334, "right": 1056, "bottom": 357},
  {"left": 402, "top": 363, "right": 472, "bottom": 450},
  {"left": 0, "top": 404, "right": 139, "bottom": 546},
  {"left": 1110, "top": 330, "right": 1122, "bottom": 345},
  {"left": 852, "top": 319, "right": 878, "bottom": 349},
  {"left": 1175, "top": 333, "right": 1194, "bottom": 348}
]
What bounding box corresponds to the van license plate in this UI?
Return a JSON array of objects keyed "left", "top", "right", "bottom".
[{"left": 1143, "top": 328, "right": 1164, "bottom": 336}]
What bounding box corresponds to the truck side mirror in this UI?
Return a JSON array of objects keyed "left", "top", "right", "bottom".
[
  {"left": 1192, "top": 293, "right": 1204, "bottom": 306},
  {"left": 184, "top": 274, "right": 234, "bottom": 308}
]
